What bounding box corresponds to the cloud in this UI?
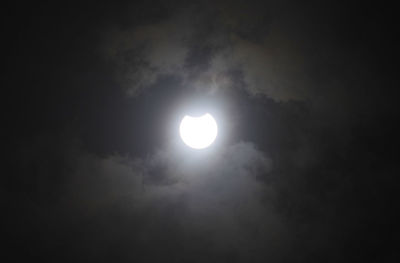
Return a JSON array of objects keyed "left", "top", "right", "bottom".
[
  {"left": 101, "top": 19, "right": 190, "bottom": 96},
  {"left": 13, "top": 132, "right": 293, "bottom": 261},
  {"left": 100, "top": 1, "right": 312, "bottom": 101},
  {"left": 75, "top": 141, "right": 287, "bottom": 261}
]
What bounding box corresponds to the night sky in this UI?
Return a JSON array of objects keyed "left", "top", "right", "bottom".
[{"left": 3, "top": 1, "right": 398, "bottom": 262}]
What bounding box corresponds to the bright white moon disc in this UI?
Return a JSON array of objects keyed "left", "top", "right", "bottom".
[{"left": 179, "top": 113, "right": 218, "bottom": 149}]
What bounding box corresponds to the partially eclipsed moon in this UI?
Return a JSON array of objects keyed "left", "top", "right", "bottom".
[{"left": 179, "top": 113, "right": 218, "bottom": 149}]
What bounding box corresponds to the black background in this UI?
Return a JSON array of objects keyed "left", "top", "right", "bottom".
[{"left": 3, "top": 1, "right": 398, "bottom": 262}]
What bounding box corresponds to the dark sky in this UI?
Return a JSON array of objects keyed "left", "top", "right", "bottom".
[{"left": 3, "top": 1, "right": 398, "bottom": 262}]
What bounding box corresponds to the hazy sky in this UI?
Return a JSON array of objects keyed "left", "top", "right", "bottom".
[{"left": 4, "top": 1, "right": 397, "bottom": 262}]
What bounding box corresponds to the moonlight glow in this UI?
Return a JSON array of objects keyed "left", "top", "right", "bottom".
[{"left": 179, "top": 113, "right": 218, "bottom": 149}]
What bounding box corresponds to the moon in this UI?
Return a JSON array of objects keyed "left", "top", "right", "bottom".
[{"left": 179, "top": 113, "right": 218, "bottom": 149}]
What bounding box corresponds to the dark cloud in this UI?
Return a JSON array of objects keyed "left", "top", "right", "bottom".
[
  {"left": 101, "top": 1, "right": 313, "bottom": 101},
  {"left": 8, "top": 133, "right": 283, "bottom": 261}
]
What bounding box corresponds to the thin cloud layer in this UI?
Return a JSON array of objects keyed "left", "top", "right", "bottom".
[
  {"left": 101, "top": 2, "right": 311, "bottom": 101},
  {"left": 15, "top": 135, "right": 291, "bottom": 262}
]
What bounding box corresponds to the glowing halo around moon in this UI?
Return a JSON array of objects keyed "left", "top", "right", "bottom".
[{"left": 179, "top": 113, "right": 218, "bottom": 149}]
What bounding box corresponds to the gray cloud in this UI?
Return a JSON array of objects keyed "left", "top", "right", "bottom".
[
  {"left": 64, "top": 141, "right": 288, "bottom": 262},
  {"left": 14, "top": 132, "right": 294, "bottom": 262},
  {"left": 100, "top": 1, "right": 311, "bottom": 101}
]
